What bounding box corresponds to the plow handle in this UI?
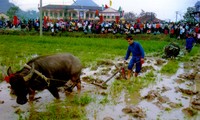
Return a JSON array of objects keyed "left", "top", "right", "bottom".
[{"left": 102, "top": 69, "right": 120, "bottom": 84}]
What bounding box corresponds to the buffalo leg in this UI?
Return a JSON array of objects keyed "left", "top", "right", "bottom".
[
  {"left": 76, "top": 78, "right": 81, "bottom": 93},
  {"left": 48, "top": 86, "right": 59, "bottom": 99},
  {"left": 71, "top": 75, "right": 81, "bottom": 92},
  {"left": 28, "top": 88, "right": 35, "bottom": 101}
]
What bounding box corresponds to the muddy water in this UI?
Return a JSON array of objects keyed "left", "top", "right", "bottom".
[
  {"left": 139, "top": 63, "right": 191, "bottom": 120},
  {"left": 0, "top": 57, "right": 200, "bottom": 120},
  {"left": 84, "top": 57, "right": 200, "bottom": 120}
]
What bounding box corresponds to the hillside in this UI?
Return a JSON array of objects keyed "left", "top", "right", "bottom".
[
  {"left": 0, "top": 0, "right": 15, "bottom": 13},
  {"left": 0, "top": 0, "right": 39, "bottom": 20}
]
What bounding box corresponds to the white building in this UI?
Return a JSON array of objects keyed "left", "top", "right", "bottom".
[{"left": 41, "top": 0, "right": 120, "bottom": 21}]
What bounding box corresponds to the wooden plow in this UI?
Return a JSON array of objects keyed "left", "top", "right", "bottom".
[{"left": 92, "top": 63, "right": 127, "bottom": 89}]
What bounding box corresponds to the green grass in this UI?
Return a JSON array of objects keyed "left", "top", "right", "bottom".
[
  {"left": 70, "top": 93, "right": 94, "bottom": 106},
  {"left": 0, "top": 34, "right": 169, "bottom": 78},
  {"left": 179, "top": 46, "right": 200, "bottom": 62},
  {"left": 160, "top": 44, "right": 200, "bottom": 75},
  {"left": 0, "top": 34, "right": 199, "bottom": 81},
  {"left": 27, "top": 103, "right": 87, "bottom": 120},
  {"left": 160, "top": 60, "right": 179, "bottom": 75},
  {"left": 110, "top": 70, "right": 156, "bottom": 95},
  {"left": 99, "top": 95, "right": 109, "bottom": 105},
  {"left": 18, "top": 93, "right": 93, "bottom": 120}
]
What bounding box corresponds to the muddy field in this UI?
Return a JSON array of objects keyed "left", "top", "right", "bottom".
[{"left": 0, "top": 56, "right": 200, "bottom": 120}]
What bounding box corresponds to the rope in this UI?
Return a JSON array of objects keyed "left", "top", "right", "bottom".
[{"left": 24, "top": 64, "right": 68, "bottom": 86}]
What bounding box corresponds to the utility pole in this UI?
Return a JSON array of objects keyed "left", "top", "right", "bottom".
[
  {"left": 176, "top": 11, "right": 178, "bottom": 23},
  {"left": 39, "top": 0, "right": 42, "bottom": 36}
]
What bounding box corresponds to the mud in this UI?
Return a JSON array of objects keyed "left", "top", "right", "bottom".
[{"left": 0, "top": 56, "right": 200, "bottom": 120}]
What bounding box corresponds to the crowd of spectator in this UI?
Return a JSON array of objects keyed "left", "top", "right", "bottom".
[{"left": 0, "top": 18, "right": 200, "bottom": 43}]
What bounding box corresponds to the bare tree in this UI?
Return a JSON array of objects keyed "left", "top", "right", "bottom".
[
  {"left": 124, "top": 12, "right": 137, "bottom": 21},
  {"left": 139, "top": 9, "right": 145, "bottom": 17}
]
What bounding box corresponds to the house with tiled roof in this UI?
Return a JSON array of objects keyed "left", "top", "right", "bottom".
[
  {"left": 41, "top": 0, "right": 120, "bottom": 21},
  {"left": 99, "top": 7, "right": 120, "bottom": 21},
  {"left": 0, "top": 12, "right": 9, "bottom": 20},
  {"left": 71, "top": 0, "right": 99, "bottom": 7}
]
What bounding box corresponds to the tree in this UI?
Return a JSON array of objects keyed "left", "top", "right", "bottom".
[
  {"left": 183, "top": 7, "right": 195, "bottom": 23},
  {"left": 1, "top": 16, "right": 5, "bottom": 22},
  {"left": 6, "top": 6, "right": 19, "bottom": 20},
  {"left": 139, "top": 9, "right": 145, "bottom": 17},
  {"left": 124, "top": 12, "right": 137, "bottom": 21},
  {"left": 146, "top": 12, "right": 156, "bottom": 21},
  {"left": 137, "top": 11, "right": 157, "bottom": 23}
]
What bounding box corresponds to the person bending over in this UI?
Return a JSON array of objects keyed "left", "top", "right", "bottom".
[{"left": 124, "top": 35, "right": 145, "bottom": 79}]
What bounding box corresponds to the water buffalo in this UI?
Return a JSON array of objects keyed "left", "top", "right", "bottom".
[
  {"left": 6, "top": 53, "right": 82, "bottom": 105},
  {"left": 164, "top": 42, "right": 180, "bottom": 58}
]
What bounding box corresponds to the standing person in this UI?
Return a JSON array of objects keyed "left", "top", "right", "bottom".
[
  {"left": 186, "top": 33, "right": 196, "bottom": 53},
  {"left": 124, "top": 35, "right": 145, "bottom": 79}
]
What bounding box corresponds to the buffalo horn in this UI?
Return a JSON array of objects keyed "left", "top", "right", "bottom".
[
  {"left": 7, "top": 66, "right": 13, "bottom": 76},
  {"left": 23, "top": 63, "right": 35, "bottom": 81}
]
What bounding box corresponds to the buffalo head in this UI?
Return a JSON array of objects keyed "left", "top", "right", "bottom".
[{"left": 7, "top": 65, "right": 34, "bottom": 105}]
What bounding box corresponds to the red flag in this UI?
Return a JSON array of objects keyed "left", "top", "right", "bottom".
[
  {"left": 105, "top": 4, "right": 109, "bottom": 9},
  {"left": 44, "top": 16, "right": 47, "bottom": 23},
  {"left": 100, "top": 15, "right": 104, "bottom": 23},
  {"left": 44, "top": 16, "right": 47, "bottom": 27},
  {"left": 137, "top": 18, "right": 140, "bottom": 23},
  {"left": 17, "top": 19, "right": 20, "bottom": 25},
  {"left": 47, "top": 16, "right": 50, "bottom": 22},
  {"left": 13, "top": 16, "right": 18, "bottom": 25},
  {"left": 95, "top": 10, "right": 99, "bottom": 16},
  {"left": 116, "top": 16, "right": 120, "bottom": 24}
]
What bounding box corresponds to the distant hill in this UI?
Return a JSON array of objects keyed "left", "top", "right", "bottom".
[
  {"left": 0, "top": 0, "right": 15, "bottom": 13},
  {"left": 0, "top": 0, "right": 39, "bottom": 20}
]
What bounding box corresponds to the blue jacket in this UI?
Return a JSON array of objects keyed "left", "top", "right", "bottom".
[
  {"left": 125, "top": 41, "right": 145, "bottom": 60},
  {"left": 186, "top": 37, "right": 195, "bottom": 49}
]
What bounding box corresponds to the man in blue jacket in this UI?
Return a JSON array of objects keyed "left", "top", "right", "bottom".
[
  {"left": 124, "top": 35, "right": 145, "bottom": 79},
  {"left": 186, "top": 33, "right": 196, "bottom": 53}
]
